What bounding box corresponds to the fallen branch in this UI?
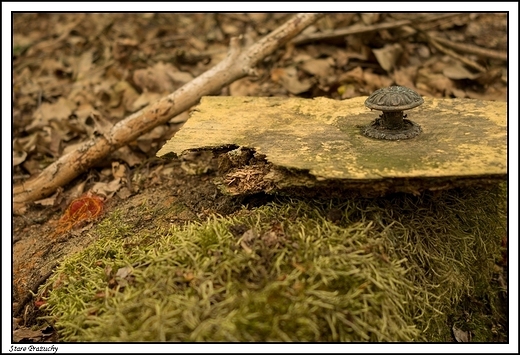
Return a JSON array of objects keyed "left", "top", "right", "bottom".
[
  {"left": 13, "top": 13, "right": 324, "bottom": 210},
  {"left": 427, "top": 36, "right": 487, "bottom": 73},
  {"left": 291, "top": 13, "right": 462, "bottom": 45},
  {"left": 427, "top": 35, "right": 507, "bottom": 62}
]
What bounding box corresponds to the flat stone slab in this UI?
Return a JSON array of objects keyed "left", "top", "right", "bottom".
[{"left": 157, "top": 96, "right": 506, "bottom": 194}]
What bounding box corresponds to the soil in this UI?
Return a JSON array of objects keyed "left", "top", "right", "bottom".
[{"left": 11, "top": 13, "right": 508, "bottom": 342}]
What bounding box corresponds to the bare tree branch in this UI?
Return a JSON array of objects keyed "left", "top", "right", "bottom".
[{"left": 13, "top": 13, "right": 324, "bottom": 210}]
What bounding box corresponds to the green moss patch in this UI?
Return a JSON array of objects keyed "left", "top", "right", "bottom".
[{"left": 39, "top": 184, "right": 507, "bottom": 342}]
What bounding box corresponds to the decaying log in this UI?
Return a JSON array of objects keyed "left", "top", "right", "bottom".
[{"left": 13, "top": 13, "right": 324, "bottom": 211}]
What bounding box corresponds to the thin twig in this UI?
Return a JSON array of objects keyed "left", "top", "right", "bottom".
[
  {"left": 428, "top": 35, "right": 507, "bottom": 62},
  {"left": 428, "top": 36, "right": 487, "bottom": 73},
  {"left": 291, "top": 13, "right": 463, "bottom": 45}
]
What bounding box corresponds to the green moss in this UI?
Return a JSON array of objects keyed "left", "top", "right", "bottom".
[{"left": 39, "top": 183, "right": 507, "bottom": 342}]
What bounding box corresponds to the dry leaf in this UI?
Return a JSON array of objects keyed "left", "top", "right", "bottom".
[
  {"left": 271, "top": 67, "right": 314, "bottom": 95},
  {"left": 27, "top": 97, "right": 76, "bottom": 132},
  {"left": 293, "top": 53, "right": 314, "bottom": 63},
  {"left": 373, "top": 43, "right": 403, "bottom": 72},
  {"left": 36, "top": 58, "right": 69, "bottom": 77},
  {"left": 117, "top": 187, "right": 133, "bottom": 200},
  {"left": 261, "top": 230, "right": 279, "bottom": 247},
  {"left": 111, "top": 81, "right": 140, "bottom": 112},
  {"left": 13, "top": 327, "right": 52, "bottom": 342},
  {"left": 91, "top": 178, "right": 122, "bottom": 198},
  {"left": 170, "top": 111, "right": 189, "bottom": 124},
  {"left": 337, "top": 66, "right": 364, "bottom": 84},
  {"left": 74, "top": 103, "right": 98, "bottom": 123},
  {"left": 393, "top": 66, "right": 419, "bottom": 89},
  {"left": 417, "top": 68, "right": 455, "bottom": 96},
  {"left": 167, "top": 70, "right": 193, "bottom": 84},
  {"left": 443, "top": 64, "right": 479, "bottom": 80},
  {"left": 113, "top": 146, "right": 143, "bottom": 167},
  {"left": 133, "top": 62, "right": 192, "bottom": 93},
  {"left": 34, "top": 188, "right": 63, "bottom": 207},
  {"left": 338, "top": 84, "right": 357, "bottom": 99},
  {"left": 300, "top": 58, "right": 334, "bottom": 78},
  {"left": 452, "top": 325, "right": 471, "bottom": 342},
  {"left": 229, "top": 78, "right": 261, "bottom": 96},
  {"left": 451, "top": 88, "right": 467, "bottom": 98},
  {"left": 115, "top": 265, "right": 132, "bottom": 279},
  {"left": 112, "top": 38, "right": 139, "bottom": 60},
  {"left": 133, "top": 62, "right": 175, "bottom": 92},
  {"left": 88, "top": 111, "right": 114, "bottom": 136},
  {"left": 363, "top": 71, "right": 393, "bottom": 91},
  {"left": 132, "top": 92, "right": 162, "bottom": 111},
  {"left": 112, "top": 161, "right": 127, "bottom": 179},
  {"left": 465, "top": 86, "right": 507, "bottom": 101},
  {"left": 13, "top": 150, "right": 27, "bottom": 167},
  {"left": 114, "top": 265, "right": 134, "bottom": 288},
  {"left": 241, "top": 229, "right": 257, "bottom": 245},
  {"left": 476, "top": 68, "right": 503, "bottom": 86},
  {"left": 74, "top": 50, "right": 94, "bottom": 80},
  {"left": 361, "top": 13, "right": 380, "bottom": 25}
]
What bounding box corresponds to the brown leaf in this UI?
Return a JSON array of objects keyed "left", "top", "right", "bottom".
[
  {"left": 116, "top": 187, "right": 133, "bottom": 200},
  {"left": 35, "top": 58, "right": 68, "bottom": 77},
  {"left": 92, "top": 179, "right": 122, "bottom": 199},
  {"left": 74, "top": 50, "right": 94, "bottom": 81},
  {"left": 113, "top": 146, "right": 143, "bottom": 167},
  {"left": 393, "top": 66, "right": 419, "bottom": 89},
  {"left": 451, "top": 88, "right": 467, "bottom": 98},
  {"left": 300, "top": 58, "right": 334, "bottom": 78},
  {"left": 112, "top": 81, "right": 140, "bottom": 112},
  {"left": 115, "top": 265, "right": 132, "bottom": 279},
  {"left": 170, "top": 111, "right": 189, "bottom": 124},
  {"left": 337, "top": 66, "right": 364, "bottom": 84},
  {"left": 443, "top": 64, "right": 479, "bottom": 80},
  {"left": 229, "top": 78, "right": 261, "bottom": 96},
  {"left": 112, "top": 38, "right": 139, "bottom": 60},
  {"left": 363, "top": 71, "right": 393, "bottom": 92},
  {"left": 271, "top": 67, "right": 314, "bottom": 95},
  {"left": 132, "top": 92, "right": 162, "bottom": 111},
  {"left": 13, "top": 327, "right": 52, "bottom": 342},
  {"left": 452, "top": 325, "right": 471, "bottom": 342},
  {"left": 111, "top": 161, "right": 127, "bottom": 179},
  {"left": 167, "top": 70, "right": 194, "bottom": 84},
  {"left": 465, "top": 86, "right": 507, "bottom": 101},
  {"left": 373, "top": 43, "right": 403, "bottom": 72},
  {"left": 417, "top": 68, "right": 454, "bottom": 96},
  {"left": 27, "top": 97, "right": 76, "bottom": 132},
  {"left": 133, "top": 62, "right": 191, "bottom": 94},
  {"left": 241, "top": 229, "right": 257, "bottom": 245},
  {"left": 476, "top": 68, "right": 503, "bottom": 86},
  {"left": 338, "top": 84, "right": 358, "bottom": 99},
  {"left": 361, "top": 13, "right": 380, "bottom": 25},
  {"left": 34, "top": 188, "right": 63, "bottom": 207},
  {"left": 13, "top": 150, "right": 27, "bottom": 167},
  {"left": 261, "top": 231, "right": 279, "bottom": 247}
]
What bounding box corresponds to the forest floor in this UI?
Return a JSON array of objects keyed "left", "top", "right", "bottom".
[{"left": 12, "top": 13, "right": 508, "bottom": 343}]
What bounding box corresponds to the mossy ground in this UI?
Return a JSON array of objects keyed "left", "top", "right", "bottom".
[{"left": 38, "top": 183, "right": 507, "bottom": 342}]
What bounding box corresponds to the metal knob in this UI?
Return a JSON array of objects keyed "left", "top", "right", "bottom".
[{"left": 363, "top": 86, "right": 423, "bottom": 140}]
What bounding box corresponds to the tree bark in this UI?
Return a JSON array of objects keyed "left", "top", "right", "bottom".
[{"left": 13, "top": 13, "right": 324, "bottom": 211}]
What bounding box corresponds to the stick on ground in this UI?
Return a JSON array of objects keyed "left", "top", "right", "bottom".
[{"left": 13, "top": 13, "right": 324, "bottom": 211}]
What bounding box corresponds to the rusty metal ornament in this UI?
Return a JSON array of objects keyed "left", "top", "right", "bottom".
[{"left": 363, "top": 86, "right": 423, "bottom": 140}]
